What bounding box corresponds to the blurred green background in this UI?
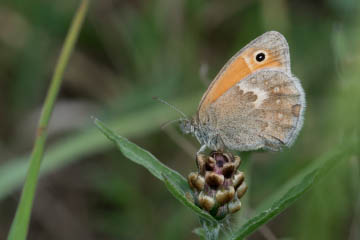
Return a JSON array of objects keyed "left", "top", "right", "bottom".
[{"left": 0, "top": 0, "right": 359, "bottom": 239}]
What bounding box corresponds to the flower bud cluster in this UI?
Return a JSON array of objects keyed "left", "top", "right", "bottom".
[{"left": 188, "top": 151, "right": 247, "bottom": 219}]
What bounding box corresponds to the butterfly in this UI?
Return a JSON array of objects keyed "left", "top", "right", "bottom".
[{"left": 180, "top": 31, "right": 305, "bottom": 153}]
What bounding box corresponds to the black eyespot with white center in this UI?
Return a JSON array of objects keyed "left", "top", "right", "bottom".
[{"left": 255, "top": 52, "right": 266, "bottom": 62}]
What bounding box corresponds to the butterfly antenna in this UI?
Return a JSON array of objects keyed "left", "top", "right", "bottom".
[
  {"left": 152, "top": 96, "right": 188, "bottom": 119},
  {"left": 160, "top": 118, "right": 183, "bottom": 129}
]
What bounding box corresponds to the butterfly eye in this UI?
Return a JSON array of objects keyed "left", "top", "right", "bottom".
[{"left": 255, "top": 51, "right": 266, "bottom": 62}]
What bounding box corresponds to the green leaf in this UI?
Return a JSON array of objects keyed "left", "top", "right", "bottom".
[
  {"left": 7, "top": 1, "right": 90, "bottom": 240},
  {"left": 231, "top": 142, "right": 356, "bottom": 240},
  {"left": 163, "top": 174, "right": 217, "bottom": 224},
  {"left": 94, "top": 118, "right": 217, "bottom": 223},
  {"left": 94, "top": 118, "right": 188, "bottom": 191},
  {"left": 0, "top": 92, "right": 201, "bottom": 202}
]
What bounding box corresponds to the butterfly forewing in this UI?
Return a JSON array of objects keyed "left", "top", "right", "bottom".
[{"left": 198, "top": 31, "right": 291, "bottom": 122}]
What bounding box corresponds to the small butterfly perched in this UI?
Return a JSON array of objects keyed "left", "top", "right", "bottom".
[{"left": 180, "top": 31, "right": 305, "bottom": 153}]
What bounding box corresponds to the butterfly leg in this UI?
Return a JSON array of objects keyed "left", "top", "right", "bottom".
[{"left": 197, "top": 144, "right": 207, "bottom": 155}]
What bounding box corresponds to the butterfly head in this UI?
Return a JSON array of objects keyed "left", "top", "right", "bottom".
[
  {"left": 179, "top": 117, "right": 223, "bottom": 151},
  {"left": 179, "top": 117, "right": 206, "bottom": 144},
  {"left": 179, "top": 117, "right": 196, "bottom": 135}
]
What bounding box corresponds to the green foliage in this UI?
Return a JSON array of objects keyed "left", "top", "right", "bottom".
[
  {"left": 232, "top": 141, "right": 356, "bottom": 239},
  {"left": 0, "top": 93, "right": 201, "bottom": 202},
  {"left": 0, "top": 0, "right": 359, "bottom": 239},
  {"left": 94, "top": 119, "right": 217, "bottom": 223},
  {"left": 7, "top": 1, "right": 89, "bottom": 239},
  {"left": 95, "top": 118, "right": 357, "bottom": 239}
]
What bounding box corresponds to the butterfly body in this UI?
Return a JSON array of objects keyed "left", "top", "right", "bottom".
[{"left": 181, "top": 31, "right": 305, "bottom": 152}]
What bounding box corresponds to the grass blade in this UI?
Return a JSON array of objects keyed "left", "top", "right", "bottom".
[
  {"left": 231, "top": 142, "right": 356, "bottom": 240},
  {"left": 0, "top": 92, "right": 201, "bottom": 201},
  {"left": 7, "top": 1, "right": 89, "bottom": 239},
  {"left": 95, "top": 118, "right": 217, "bottom": 223},
  {"left": 94, "top": 118, "right": 188, "bottom": 191}
]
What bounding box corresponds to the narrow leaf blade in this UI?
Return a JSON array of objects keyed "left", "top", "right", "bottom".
[
  {"left": 232, "top": 143, "right": 355, "bottom": 240},
  {"left": 7, "top": 1, "right": 89, "bottom": 239},
  {"left": 95, "top": 118, "right": 217, "bottom": 223},
  {"left": 94, "top": 118, "right": 188, "bottom": 191}
]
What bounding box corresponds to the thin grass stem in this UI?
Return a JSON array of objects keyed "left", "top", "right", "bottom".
[{"left": 7, "top": 1, "right": 90, "bottom": 239}]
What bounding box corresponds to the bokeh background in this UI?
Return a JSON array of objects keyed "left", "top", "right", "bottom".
[{"left": 0, "top": 0, "right": 359, "bottom": 239}]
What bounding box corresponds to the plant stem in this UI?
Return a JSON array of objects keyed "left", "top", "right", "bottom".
[
  {"left": 7, "top": 1, "right": 90, "bottom": 239},
  {"left": 201, "top": 218, "right": 221, "bottom": 240}
]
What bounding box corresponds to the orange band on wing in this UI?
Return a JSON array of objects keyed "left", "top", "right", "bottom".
[
  {"left": 201, "top": 56, "right": 251, "bottom": 109},
  {"left": 200, "top": 51, "right": 283, "bottom": 111}
]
